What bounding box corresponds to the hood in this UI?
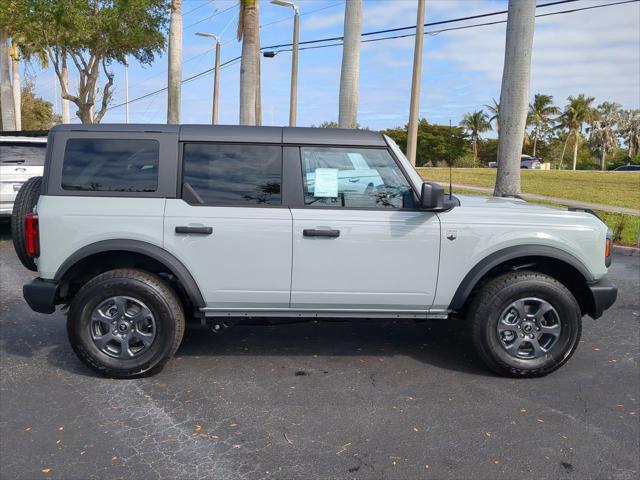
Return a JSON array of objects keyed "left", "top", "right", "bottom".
[{"left": 456, "top": 194, "right": 562, "bottom": 212}]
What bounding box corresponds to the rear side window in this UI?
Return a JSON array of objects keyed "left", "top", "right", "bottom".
[
  {"left": 182, "top": 143, "right": 282, "bottom": 206},
  {"left": 61, "top": 139, "right": 159, "bottom": 192}
]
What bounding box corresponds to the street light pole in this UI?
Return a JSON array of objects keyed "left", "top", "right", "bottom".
[
  {"left": 213, "top": 39, "right": 221, "bottom": 124},
  {"left": 271, "top": 0, "right": 299, "bottom": 127},
  {"left": 406, "top": 0, "right": 426, "bottom": 166},
  {"left": 196, "top": 32, "right": 221, "bottom": 124},
  {"left": 124, "top": 55, "right": 129, "bottom": 123}
]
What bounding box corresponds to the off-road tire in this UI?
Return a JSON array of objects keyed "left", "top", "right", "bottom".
[
  {"left": 470, "top": 271, "right": 582, "bottom": 378},
  {"left": 67, "top": 269, "right": 185, "bottom": 378},
  {"left": 11, "top": 176, "right": 42, "bottom": 271}
]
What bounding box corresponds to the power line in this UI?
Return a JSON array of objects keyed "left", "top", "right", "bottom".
[
  {"left": 126, "top": 1, "right": 339, "bottom": 91},
  {"left": 272, "top": 0, "right": 640, "bottom": 54},
  {"left": 261, "top": 0, "right": 583, "bottom": 50},
  {"left": 108, "top": 0, "right": 638, "bottom": 112},
  {"left": 183, "top": 0, "right": 215, "bottom": 17},
  {"left": 184, "top": 2, "right": 237, "bottom": 30}
]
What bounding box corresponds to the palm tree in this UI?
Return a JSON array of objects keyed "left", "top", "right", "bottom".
[
  {"left": 338, "top": 0, "right": 362, "bottom": 129},
  {"left": 528, "top": 93, "right": 559, "bottom": 157},
  {"left": 589, "top": 102, "right": 621, "bottom": 170},
  {"left": 167, "top": 0, "right": 182, "bottom": 124},
  {"left": 484, "top": 98, "right": 500, "bottom": 133},
  {"left": 494, "top": 0, "right": 536, "bottom": 198},
  {"left": 238, "top": 0, "right": 260, "bottom": 125},
  {"left": 618, "top": 109, "right": 640, "bottom": 158},
  {"left": 459, "top": 110, "right": 492, "bottom": 164},
  {"left": 557, "top": 94, "right": 597, "bottom": 170},
  {"left": 0, "top": 30, "right": 16, "bottom": 130}
]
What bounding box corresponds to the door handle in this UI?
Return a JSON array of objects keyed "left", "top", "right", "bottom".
[
  {"left": 175, "top": 226, "right": 213, "bottom": 235},
  {"left": 303, "top": 229, "right": 340, "bottom": 238}
]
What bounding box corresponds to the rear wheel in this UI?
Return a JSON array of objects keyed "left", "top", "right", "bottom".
[
  {"left": 11, "top": 176, "right": 42, "bottom": 271},
  {"left": 67, "top": 269, "right": 185, "bottom": 378},
  {"left": 470, "top": 271, "right": 582, "bottom": 377}
]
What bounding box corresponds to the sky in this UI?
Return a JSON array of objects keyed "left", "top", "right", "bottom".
[{"left": 24, "top": 0, "right": 640, "bottom": 132}]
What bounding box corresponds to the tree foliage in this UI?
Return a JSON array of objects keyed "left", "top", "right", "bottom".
[
  {"left": 1, "top": 0, "right": 169, "bottom": 123},
  {"left": 528, "top": 93, "right": 559, "bottom": 157},
  {"left": 382, "top": 119, "right": 468, "bottom": 167},
  {"left": 21, "top": 80, "right": 61, "bottom": 129},
  {"left": 459, "top": 110, "right": 492, "bottom": 164}
]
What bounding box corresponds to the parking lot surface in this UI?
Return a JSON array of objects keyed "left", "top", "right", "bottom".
[{"left": 1, "top": 223, "right": 638, "bottom": 480}]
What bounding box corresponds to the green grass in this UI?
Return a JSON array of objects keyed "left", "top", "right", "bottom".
[
  {"left": 417, "top": 168, "right": 640, "bottom": 210},
  {"left": 448, "top": 187, "right": 639, "bottom": 247}
]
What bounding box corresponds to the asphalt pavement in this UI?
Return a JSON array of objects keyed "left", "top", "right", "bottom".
[{"left": 1, "top": 222, "right": 638, "bottom": 480}]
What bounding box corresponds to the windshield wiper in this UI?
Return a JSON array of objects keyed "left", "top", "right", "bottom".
[{"left": 1, "top": 160, "right": 26, "bottom": 164}]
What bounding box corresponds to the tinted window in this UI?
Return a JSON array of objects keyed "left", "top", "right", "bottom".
[
  {"left": 182, "top": 143, "right": 282, "bottom": 206},
  {"left": 0, "top": 144, "right": 46, "bottom": 165},
  {"left": 62, "top": 139, "right": 159, "bottom": 192},
  {"left": 301, "top": 147, "right": 415, "bottom": 209}
]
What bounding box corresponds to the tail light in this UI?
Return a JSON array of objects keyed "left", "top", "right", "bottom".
[
  {"left": 25, "top": 213, "right": 40, "bottom": 258},
  {"left": 605, "top": 229, "right": 612, "bottom": 267}
]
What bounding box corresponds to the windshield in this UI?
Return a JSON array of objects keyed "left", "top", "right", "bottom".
[{"left": 0, "top": 144, "right": 46, "bottom": 166}]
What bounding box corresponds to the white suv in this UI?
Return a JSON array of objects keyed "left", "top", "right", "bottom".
[
  {"left": 1, "top": 135, "right": 46, "bottom": 217},
  {"left": 13, "top": 125, "right": 617, "bottom": 378}
]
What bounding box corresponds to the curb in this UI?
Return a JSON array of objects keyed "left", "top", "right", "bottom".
[{"left": 613, "top": 245, "right": 640, "bottom": 257}]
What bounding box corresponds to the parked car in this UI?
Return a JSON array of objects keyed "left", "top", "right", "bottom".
[
  {"left": 13, "top": 124, "right": 616, "bottom": 379},
  {"left": 0, "top": 135, "right": 46, "bottom": 218},
  {"left": 613, "top": 164, "right": 640, "bottom": 171},
  {"left": 489, "top": 155, "right": 542, "bottom": 169}
]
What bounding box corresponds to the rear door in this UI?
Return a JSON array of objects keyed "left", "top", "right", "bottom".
[
  {"left": 163, "top": 142, "right": 293, "bottom": 310},
  {"left": 289, "top": 145, "right": 440, "bottom": 313}
]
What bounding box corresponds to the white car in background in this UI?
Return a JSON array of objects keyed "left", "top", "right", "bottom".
[{"left": 0, "top": 135, "right": 47, "bottom": 217}]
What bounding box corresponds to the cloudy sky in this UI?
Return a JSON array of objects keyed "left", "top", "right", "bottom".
[{"left": 26, "top": 0, "right": 640, "bottom": 131}]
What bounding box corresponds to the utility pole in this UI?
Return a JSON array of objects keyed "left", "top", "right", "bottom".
[
  {"left": 196, "top": 32, "right": 221, "bottom": 124},
  {"left": 124, "top": 56, "right": 129, "bottom": 123},
  {"left": 407, "top": 0, "right": 426, "bottom": 166},
  {"left": 167, "top": 0, "right": 183, "bottom": 124},
  {"left": 271, "top": 0, "right": 299, "bottom": 127}
]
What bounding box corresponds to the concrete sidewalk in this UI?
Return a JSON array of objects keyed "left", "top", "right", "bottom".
[{"left": 438, "top": 182, "right": 640, "bottom": 216}]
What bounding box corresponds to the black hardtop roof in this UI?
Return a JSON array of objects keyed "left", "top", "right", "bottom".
[{"left": 50, "top": 124, "right": 386, "bottom": 146}]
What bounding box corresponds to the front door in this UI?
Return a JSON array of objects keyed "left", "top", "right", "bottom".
[
  {"left": 290, "top": 146, "right": 440, "bottom": 312},
  {"left": 163, "top": 143, "right": 292, "bottom": 310}
]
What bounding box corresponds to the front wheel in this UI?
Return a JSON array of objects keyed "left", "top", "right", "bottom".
[
  {"left": 67, "top": 269, "right": 185, "bottom": 378},
  {"left": 470, "top": 271, "right": 582, "bottom": 377}
]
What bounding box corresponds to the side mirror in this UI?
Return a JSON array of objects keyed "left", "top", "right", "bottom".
[{"left": 420, "top": 182, "right": 444, "bottom": 210}]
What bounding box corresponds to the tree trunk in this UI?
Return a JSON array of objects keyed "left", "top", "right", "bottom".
[
  {"left": 167, "top": 0, "right": 182, "bottom": 124},
  {"left": 239, "top": 0, "right": 258, "bottom": 125},
  {"left": 559, "top": 135, "right": 569, "bottom": 170},
  {"left": 600, "top": 147, "right": 606, "bottom": 171},
  {"left": 338, "top": 0, "right": 362, "bottom": 129},
  {"left": 61, "top": 55, "right": 70, "bottom": 123},
  {"left": 0, "top": 30, "right": 16, "bottom": 131},
  {"left": 11, "top": 44, "right": 21, "bottom": 131},
  {"left": 572, "top": 135, "right": 579, "bottom": 170},
  {"left": 494, "top": 0, "right": 535, "bottom": 197},
  {"left": 532, "top": 126, "right": 538, "bottom": 157},
  {"left": 472, "top": 136, "right": 478, "bottom": 164}
]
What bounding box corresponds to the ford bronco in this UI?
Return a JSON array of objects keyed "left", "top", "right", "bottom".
[{"left": 12, "top": 124, "right": 617, "bottom": 378}]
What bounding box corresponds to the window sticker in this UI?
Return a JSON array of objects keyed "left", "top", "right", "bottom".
[{"left": 313, "top": 168, "right": 339, "bottom": 197}]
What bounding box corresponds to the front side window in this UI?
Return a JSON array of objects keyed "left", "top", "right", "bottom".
[
  {"left": 301, "top": 147, "right": 415, "bottom": 209},
  {"left": 182, "top": 143, "right": 282, "bottom": 206},
  {"left": 62, "top": 138, "right": 159, "bottom": 192}
]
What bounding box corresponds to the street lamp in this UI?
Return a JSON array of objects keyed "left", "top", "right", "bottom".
[
  {"left": 196, "top": 32, "right": 221, "bottom": 125},
  {"left": 270, "top": 0, "right": 299, "bottom": 127}
]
